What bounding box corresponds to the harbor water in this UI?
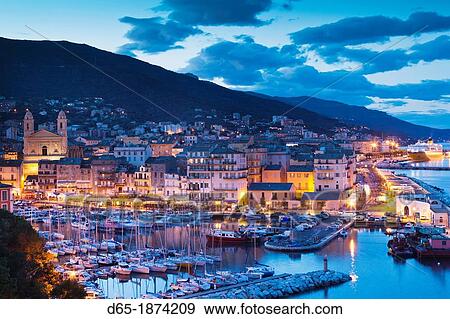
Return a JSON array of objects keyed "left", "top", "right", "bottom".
[
  {"left": 36, "top": 158, "right": 450, "bottom": 299},
  {"left": 43, "top": 222, "right": 450, "bottom": 298}
]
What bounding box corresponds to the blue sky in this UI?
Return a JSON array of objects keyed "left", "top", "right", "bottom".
[{"left": 1, "top": 0, "right": 449, "bottom": 128}]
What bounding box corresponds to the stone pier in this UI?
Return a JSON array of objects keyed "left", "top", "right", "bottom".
[{"left": 182, "top": 270, "right": 351, "bottom": 299}]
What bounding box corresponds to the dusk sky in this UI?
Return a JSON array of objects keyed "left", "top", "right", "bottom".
[{"left": 2, "top": 0, "right": 449, "bottom": 128}]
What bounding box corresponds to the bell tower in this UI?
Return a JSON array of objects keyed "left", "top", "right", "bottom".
[
  {"left": 57, "top": 110, "right": 67, "bottom": 137},
  {"left": 23, "top": 110, "right": 34, "bottom": 137}
]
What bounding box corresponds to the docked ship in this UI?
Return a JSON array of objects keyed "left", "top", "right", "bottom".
[
  {"left": 406, "top": 138, "right": 443, "bottom": 161},
  {"left": 206, "top": 229, "right": 264, "bottom": 243}
]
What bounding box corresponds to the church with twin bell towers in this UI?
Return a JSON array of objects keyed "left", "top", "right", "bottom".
[{"left": 23, "top": 110, "right": 68, "bottom": 178}]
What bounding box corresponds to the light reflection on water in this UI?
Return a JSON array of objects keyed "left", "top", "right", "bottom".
[{"left": 43, "top": 221, "right": 450, "bottom": 298}]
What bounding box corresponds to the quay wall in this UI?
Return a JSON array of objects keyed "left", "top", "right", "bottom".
[{"left": 182, "top": 270, "right": 351, "bottom": 299}]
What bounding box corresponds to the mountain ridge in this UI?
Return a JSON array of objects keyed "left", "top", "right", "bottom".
[
  {"left": 0, "top": 37, "right": 339, "bottom": 133},
  {"left": 0, "top": 36, "right": 448, "bottom": 139}
]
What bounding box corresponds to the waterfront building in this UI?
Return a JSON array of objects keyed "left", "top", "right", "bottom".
[
  {"left": 186, "top": 144, "right": 213, "bottom": 201},
  {"left": 90, "top": 155, "right": 121, "bottom": 196},
  {"left": 145, "top": 156, "right": 178, "bottom": 196},
  {"left": 38, "top": 160, "right": 58, "bottom": 193},
  {"left": 313, "top": 147, "right": 356, "bottom": 192},
  {"left": 248, "top": 182, "right": 296, "bottom": 210},
  {"left": 56, "top": 158, "right": 92, "bottom": 194},
  {"left": 396, "top": 194, "right": 450, "bottom": 225},
  {"left": 287, "top": 165, "right": 315, "bottom": 199},
  {"left": 135, "top": 156, "right": 178, "bottom": 196},
  {"left": 23, "top": 110, "right": 68, "bottom": 178},
  {"left": 210, "top": 146, "right": 248, "bottom": 204},
  {"left": 113, "top": 143, "right": 151, "bottom": 166},
  {"left": 0, "top": 183, "right": 13, "bottom": 211},
  {"left": 135, "top": 164, "right": 152, "bottom": 195},
  {"left": 164, "top": 172, "right": 188, "bottom": 197},
  {"left": 115, "top": 168, "right": 136, "bottom": 195},
  {"left": 0, "top": 159, "right": 23, "bottom": 195},
  {"left": 245, "top": 144, "right": 268, "bottom": 183}
]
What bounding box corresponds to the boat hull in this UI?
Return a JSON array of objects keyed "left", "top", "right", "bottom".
[{"left": 206, "top": 235, "right": 260, "bottom": 243}]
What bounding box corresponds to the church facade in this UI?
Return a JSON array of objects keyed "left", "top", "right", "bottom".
[{"left": 23, "top": 110, "right": 68, "bottom": 178}]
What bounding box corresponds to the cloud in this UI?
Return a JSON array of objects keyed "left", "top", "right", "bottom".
[
  {"left": 410, "top": 35, "right": 450, "bottom": 62},
  {"left": 118, "top": 16, "right": 202, "bottom": 55},
  {"left": 183, "top": 38, "right": 302, "bottom": 85},
  {"left": 183, "top": 36, "right": 449, "bottom": 105},
  {"left": 259, "top": 65, "right": 449, "bottom": 103},
  {"left": 313, "top": 35, "right": 450, "bottom": 74},
  {"left": 374, "top": 80, "right": 450, "bottom": 101},
  {"left": 290, "top": 12, "right": 450, "bottom": 45},
  {"left": 155, "top": 0, "right": 273, "bottom": 26}
]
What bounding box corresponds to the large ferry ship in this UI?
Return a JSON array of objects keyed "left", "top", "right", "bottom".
[{"left": 406, "top": 138, "right": 443, "bottom": 161}]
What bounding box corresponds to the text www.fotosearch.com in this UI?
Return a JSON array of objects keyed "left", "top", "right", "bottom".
[
  {"left": 106, "top": 301, "right": 344, "bottom": 316},
  {"left": 204, "top": 302, "right": 343, "bottom": 315}
]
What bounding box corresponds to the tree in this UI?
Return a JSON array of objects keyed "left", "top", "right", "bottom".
[
  {"left": 0, "top": 210, "right": 85, "bottom": 298},
  {"left": 51, "top": 279, "right": 86, "bottom": 299}
]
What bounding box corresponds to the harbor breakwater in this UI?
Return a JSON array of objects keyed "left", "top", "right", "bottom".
[
  {"left": 407, "top": 176, "right": 450, "bottom": 206},
  {"left": 183, "top": 270, "right": 351, "bottom": 299}
]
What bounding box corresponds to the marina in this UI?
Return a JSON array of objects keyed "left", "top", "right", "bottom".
[{"left": 10, "top": 198, "right": 450, "bottom": 299}]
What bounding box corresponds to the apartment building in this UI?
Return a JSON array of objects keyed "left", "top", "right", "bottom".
[
  {"left": 0, "top": 160, "right": 23, "bottom": 195},
  {"left": 287, "top": 164, "right": 315, "bottom": 198},
  {"left": 313, "top": 147, "right": 356, "bottom": 192},
  {"left": 113, "top": 143, "right": 151, "bottom": 167},
  {"left": 0, "top": 183, "right": 13, "bottom": 211},
  {"left": 210, "top": 146, "right": 247, "bottom": 204},
  {"left": 90, "top": 155, "right": 121, "bottom": 196},
  {"left": 56, "top": 158, "right": 91, "bottom": 193},
  {"left": 186, "top": 144, "right": 213, "bottom": 201},
  {"left": 38, "top": 160, "right": 57, "bottom": 193},
  {"left": 245, "top": 144, "right": 267, "bottom": 183}
]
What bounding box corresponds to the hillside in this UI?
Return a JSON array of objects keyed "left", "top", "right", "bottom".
[
  {"left": 0, "top": 37, "right": 339, "bottom": 133},
  {"left": 271, "top": 96, "right": 450, "bottom": 139}
]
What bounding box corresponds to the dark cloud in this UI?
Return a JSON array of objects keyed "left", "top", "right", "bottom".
[
  {"left": 315, "top": 45, "right": 410, "bottom": 74},
  {"left": 155, "top": 0, "right": 273, "bottom": 26},
  {"left": 118, "top": 16, "right": 202, "bottom": 55},
  {"left": 290, "top": 12, "right": 450, "bottom": 45},
  {"left": 183, "top": 38, "right": 302, "bottom": 85},
  {"left": 313, "top": 35, "right": 450, "bottom": 74},
  {"left": 374, "top": 80, "right": 450, "bottom": 101},
  {"left": 184, "top": 36, "right": 449, "bottom": 105},
  {"left": 410, "top": 35, "right": 450, "bottom": 62}
]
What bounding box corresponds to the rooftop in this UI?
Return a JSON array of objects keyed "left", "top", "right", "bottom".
[
  {"left": 301, "top": 191, "right": 342, "bottom": 201},
  {"left": 248, "top": 182, "right": 293, "bottom": 191},
  {"left": 288, "top": 165, "right": 314, "bottom": 172}
]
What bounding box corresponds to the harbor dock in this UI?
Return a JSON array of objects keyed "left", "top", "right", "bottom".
[{"left": 264, "top": 219, "right": 354, "bottom": 252}]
